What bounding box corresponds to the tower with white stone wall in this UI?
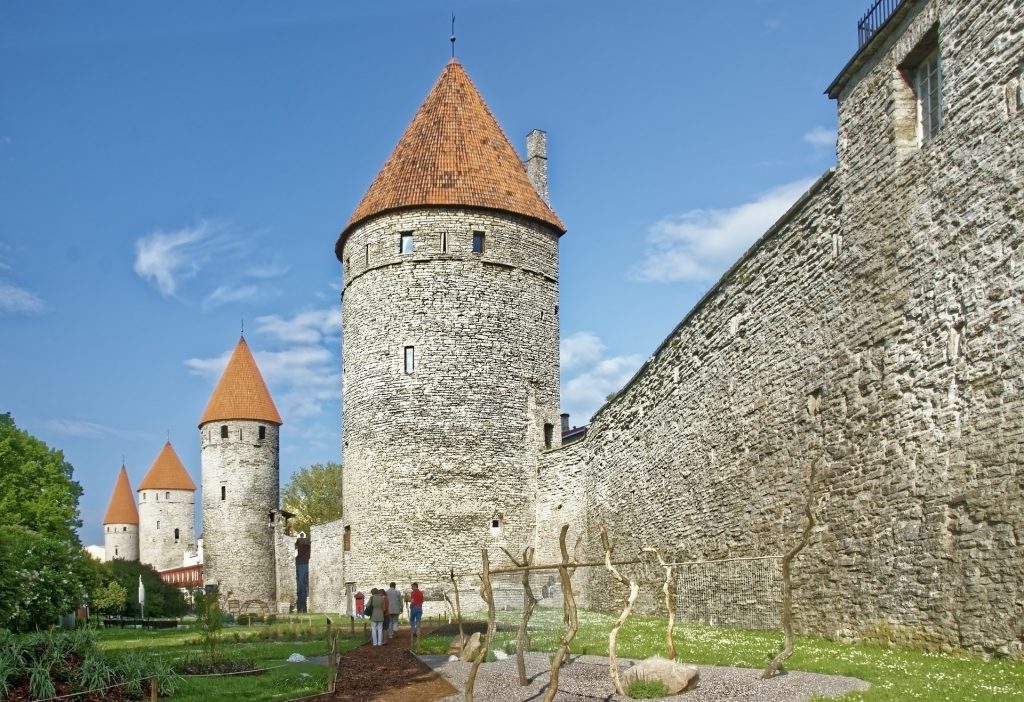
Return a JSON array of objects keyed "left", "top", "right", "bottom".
[
  {"left": 137, "top": 442, "right": 196, "bottom": 571},
  {"left": 199, "top": 337, "right": 283, "bottom": 607},
  {"left": 336, "top": 59, "right": 566, "bottom": 588},
  {"left": 103, "top": 464, "right": 140, "bottom": 562}
]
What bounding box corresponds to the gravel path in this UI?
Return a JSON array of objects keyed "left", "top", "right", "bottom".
[{"left": 423, "top": 653, "right": 870, "bottom": 702}]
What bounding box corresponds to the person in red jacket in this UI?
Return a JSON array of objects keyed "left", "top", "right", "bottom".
[{"left": 408, "top": 582, "right": 424, "bottom": 638}]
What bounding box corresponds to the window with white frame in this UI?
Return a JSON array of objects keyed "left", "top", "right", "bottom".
[
  {"left": 400, "top": 231, "right": 414, "bottom": 254},
  {"left": 404, "top": 346, "right": 415, "bottom": 374},
  {"left": 900, "top": 27, "right": 942, "bottom": 146}
]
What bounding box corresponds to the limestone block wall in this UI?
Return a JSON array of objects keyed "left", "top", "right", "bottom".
[
  {"left": 138, "top": 488, "right": 195, "bottom": 572},
  {"left": 274, "top": 527, "right": 298, "bottom": 612},
  {"left": 535, "top": 0, "right": 1023, "bottom": 655},
  {"left": 341, "top": 208, "right": 562, "bottom": 593},
  {"left": 200, "top": 419, "right": 280, "bottom": 607},
  {"left": 309, "top": 518, "right": 347, "bottom": 614},
  {"left": 104, "top": 523, "right": 139, "bottom": 562}
]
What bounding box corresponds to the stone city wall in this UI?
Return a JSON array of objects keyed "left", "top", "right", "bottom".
[
  {"left": 138, "top": 488, "right": 195, "bottom": 572},
  {"left": 535, "top": 0, "right": 1023, "bottom": 656}
]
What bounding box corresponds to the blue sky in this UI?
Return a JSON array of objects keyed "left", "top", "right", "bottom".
[{"left": 1, "top": 0, "right": 869, "bottom": 548}]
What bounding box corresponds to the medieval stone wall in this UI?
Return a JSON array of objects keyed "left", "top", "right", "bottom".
[
  {"left": 104, "top": 523, "right": 139, "bottom": 563},
  {"left": 309, "top": 518, "right": 347, "bottom": 614},
  {"left": 535, "top": 0, "right": 1022, "bottom": 655},
  {"left": 200, "top": 419, "right": 280, "bottom": 608},
  {"left": 340, "top": 208, "right": 562, "bottom": 592},
  {"left": 138, "top": 488, "right": 195, "bottom": 572}
]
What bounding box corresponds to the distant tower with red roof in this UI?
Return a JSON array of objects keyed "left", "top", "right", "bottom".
[
  {"left": 198, "top": 337, "right": 283, "bottom": 606},
  {"left": 103, "top": 464, "right": 140, "bottom": 562},
  {"left": 137, "top": 441, "right": 197, "bottom": 571},
  {"left": 335, "top": 59, "right": 565, "bottom": 587}
]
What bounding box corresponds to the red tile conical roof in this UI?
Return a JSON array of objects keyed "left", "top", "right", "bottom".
[
  {"left": 198, "top": 337, "right": 283, "bottom": 426},
  {"left": 103, "top": 465, "right": 140, "bottom": 525},
  {"left": 137, "top": 442, "right": 196, "bottom": 491},
  {"left": 337, "top": 59, "right": 565, "bottom": 255}
]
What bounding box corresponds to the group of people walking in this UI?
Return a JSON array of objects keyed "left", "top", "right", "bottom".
[{"left": 364, "top": 582, "right": 424, "bottom": 646}]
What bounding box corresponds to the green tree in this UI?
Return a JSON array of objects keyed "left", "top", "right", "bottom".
[
  {"left": 0, "top": 525, "right": 98, "bottom": 632},
  {"left": 0, "top": 413, "right": 83, "bottom": 544},
  {"left": 91, "top": 580, "right": 128, "bottom": 615},
  {"left": 100, "top": 560, "right": 187, "bottom": 618},
  {"left": 282, "top": 462, "right": 342, "bottom": 535}
]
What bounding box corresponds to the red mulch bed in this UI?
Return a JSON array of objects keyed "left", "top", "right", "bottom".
[{"left": 302, "top": 627, "right": 457, "bottom": 702}]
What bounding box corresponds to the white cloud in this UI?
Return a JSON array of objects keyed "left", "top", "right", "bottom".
[
  {"left": 560, "top": 331, "right": 644, "bottom": 426},
  {"left": 629, "top": 178, "right": 815, "bottom": 284},
  {"left": 0, "top": 280, "right": 46, "bottom": 315},
  {"left": 46, "top": 418, "right": 153, "bottom": 441},
  {"left": 560, "top": 331, "right": 604, "bottom": 371},
  {"left": 133, "top": 221, "right": 217, "bottom": 297},
  {"left": 202, "top": 284, "right": 262, "bottom": 310},
  {"left": 804, "top": 126, "right": 837, "bottom": 149},
  {"left": 133, "top": 220, "right": 282, "bottom": 305},
  {"left": 255, "top": 308, "right": 340, "bottom": 345}
]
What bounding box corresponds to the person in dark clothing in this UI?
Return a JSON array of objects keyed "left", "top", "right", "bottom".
[{"left": 295, "top": 532, "right": 311, "bottom": 612}]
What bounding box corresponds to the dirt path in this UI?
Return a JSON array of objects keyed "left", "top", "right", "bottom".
[{"left": 317, "top": 627, "right": 458, "bottom": 702}]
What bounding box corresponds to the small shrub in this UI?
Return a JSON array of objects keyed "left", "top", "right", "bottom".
[
  {"left": 628, "top": 678, "right": 668, "bottom": 699},
  {"left": 29, "top": 663, "right": 56, "bottom": 700}
]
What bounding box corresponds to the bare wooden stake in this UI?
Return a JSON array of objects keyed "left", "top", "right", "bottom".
[
  {"left": 599, "top": 523, "right": 640, "bottom": 695},
  {"left": 502, "top": 545, "right": 538, "bottom": 686},
  {"left": 544, "top": 525, "right": 579, "bottom": 702},
  {"left": 762, "top": 462, "right": 818, "bottom": 679},
  {"left": 450, "top": 568, "right": 465, "bottom": 644},
  {"left": 465, "top": 549, "right": 495, "bottom": 702},
  {"left": 643, "top": 546, "right": 678, "bottom": 660}
]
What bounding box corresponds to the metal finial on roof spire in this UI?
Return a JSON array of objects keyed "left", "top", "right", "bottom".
[
  {"left": 241, "top": 318, "right": 245, "bottom": 339},
  {"left": 450, "top": 13, "right": 456, "bottom": 58}
]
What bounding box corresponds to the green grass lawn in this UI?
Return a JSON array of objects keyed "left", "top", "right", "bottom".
[
  {"left": 418, "top": 608, "right": 1024, "bottom": 702},
  {"left": 93, "top": 615, "right": 366, "bottom": 702}
]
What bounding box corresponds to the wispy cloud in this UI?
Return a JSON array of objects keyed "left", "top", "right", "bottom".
[
  {"left": 628, "top": 178, "right": 815, "bottom": 284},
  {"left": 0, "top": 280, "right": 47, "bottom": 315},
  {"left": 803, "top": 126, "right": 836, "bottom": 150},
  {"left": 255, "top": 308, "right": 340, "bottom": 345},
  {"left": 560, "top": 332, "right": 644, "bottom": 426},
  {"left": 133, "top": 220, "right": 286, "bottom": 306},
  {"left": 46, "top": 418, "right": 153, "bottom": 441}
]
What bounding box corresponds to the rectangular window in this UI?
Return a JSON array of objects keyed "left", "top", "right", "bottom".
[
  {"left": 365, "top": 243, "right": 370, "bottom": 265},
  {"left": 472, "top": 231, "right": 485, "bottom": 254},
  {"left": 220, "top": 485, "right": 226, "bottom": 501},
  {"left": 544, "top": 423, "right": 554, "bottom": 449},
  {"left": 404, "top": 346, "right": 415, "bottom": 374},
  {"left": 915, "top": 47, "right": 942, "bottom": 143},
  {"left": 440, "top": 232, "right": 448, "bottom": 252},
  {"left": 221, "top": 425, "right": 228, "bottom": 439},
  {"left": 400, "top": 231, "right": 414, "bottom": 254},
  {"left": 259, "top": 425, "right": 266, "bottom": 440}
]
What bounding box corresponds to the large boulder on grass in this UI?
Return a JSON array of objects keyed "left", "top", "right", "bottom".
[
  {"left": 621, "top": 657, "right": 699, "bottom": 695},
  {"left": 458, "top": 632, "right": 482, "bottom": 662}
]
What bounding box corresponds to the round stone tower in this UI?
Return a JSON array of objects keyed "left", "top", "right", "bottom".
[
  {"left": 336, "top": 59, "right": 566, "bottom": 587},
  {"left": 199, "top": 337, "right": 282, "bottom": 606},
  {"left": 103, "top": 464, "right": 139, "bottom": 562},
  {"left": 137, "top": 442, "right": 196, "bottom": 571}
]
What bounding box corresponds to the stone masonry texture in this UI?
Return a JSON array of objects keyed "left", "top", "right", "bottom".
[
  {"left": 341, "top": 207, "right": 562, "bottom": 594},
  {"left": 535, "top": 0, "right": 1022, "bottom": 656},
  {"left": 201, "top": 419, "right": 280, "bottom": 608},
  {"left": 138, "top": 488, "right": 195, "bottom": 572}
]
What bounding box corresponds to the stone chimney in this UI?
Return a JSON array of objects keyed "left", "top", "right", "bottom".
[
  {"left": 526, "top": 129, "right": 550, "bottom": 205},
  {"left": 560, "top": 412, "right": 570, "bottom": 435}
]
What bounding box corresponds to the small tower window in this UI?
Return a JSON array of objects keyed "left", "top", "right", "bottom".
[
  {"left": 440, "top": 232, "right": 448, "bottom": 252},
  {"left": 123, "top": 526, "right": 127, "bottom": 532},
  {"left": 343, "top": 525, "right": 351, "bottom": 551},
  {"left": 472, "top": 231, "right": 485, "bottom": 254},
  {"left": 156, "top": 520, "right": 160, "bottom": 529},
  {"left": 115, "top": 547, "right": 119, "bottom": 556},
  {"left": 156, "top": 493, "right": 159, "bottom": 501},
  {"left": 165, "top": 491, "right": 170, "bottom": 500},
  {"left": 400, "top": 231, "right": 414, "bottom": 254},
  {"left": 404, "top": 346, "right": 415, "bottom": 374},
  {"left": 174, "top": 528, "right": 180, "bottom": 543},
  {"left": 490, "top": 515, "right": 503, "bottom": 536},
  {"left": 221, "top": 425, "right": 228, "bottom": 439},
  {"left": 259, "top": 425, "right": 266, "bottom": 440},
  {"left": 365, "top": 243, "right": 370, "bottom": 264},
  {"left": 141, "top": 492, "right": 145, "bottom": 501},
  {"left": 220, "top": 485, "right": 226, "bottom": 501},
  {"left": 544, "top": 423, "right": 554, "bottom": 449}
]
